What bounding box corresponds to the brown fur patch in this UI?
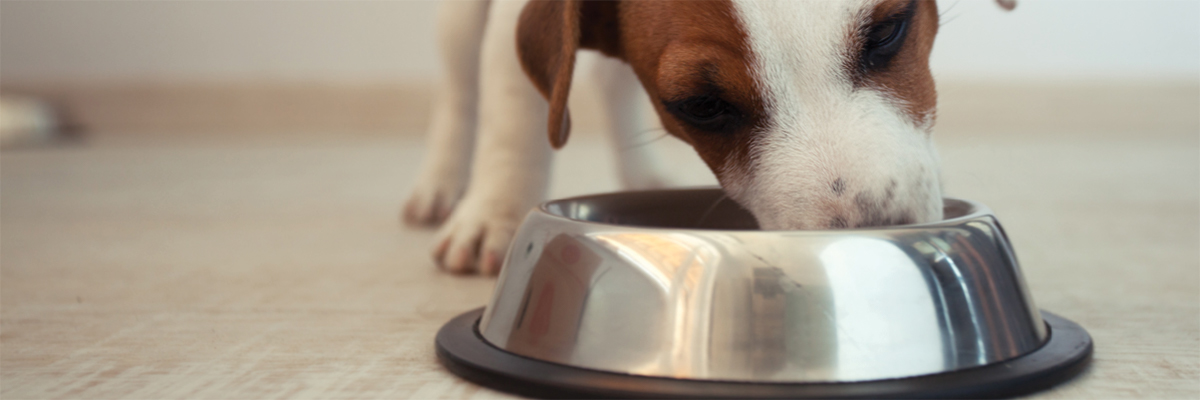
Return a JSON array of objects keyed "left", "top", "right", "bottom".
[
  {"left": 516, "top": 0, "right": 765, "bottom": 185},
  {"left": 859, "top": 0, "right": 940, "bottom": 126},
  {"left": 516, "top": 0, "right": 644, "bottom": 149},
  {"left": 609, "top": 1, "right": 766, "bottom": 185},
  {"left": 517, "top": 0, "right": 586, "bottom": 149}
]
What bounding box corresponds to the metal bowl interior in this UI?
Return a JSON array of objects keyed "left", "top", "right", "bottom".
[
  {"left": 479, "top": 188, "right": 1046, "bottom": 383},
  {"left": 540, "top": 187, "right": 979, "bottom": 230}
]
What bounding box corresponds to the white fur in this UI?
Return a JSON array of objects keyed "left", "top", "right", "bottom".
[
  {"left": 726, "top": 0, "right": 943, "bottom": 230},
  {"left": 430, "top": 0, "right": 553, "bottom": 274},
  {"left": 404, "top": 0, "right": 490, "bottom": 226}
]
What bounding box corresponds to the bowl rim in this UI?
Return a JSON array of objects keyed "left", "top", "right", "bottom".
[
  {"left": 537, "top": 186, "right": 993, "bottom": 233},
  {"left": 440, "top": 307, "right": 1091, "bottom": 398}
]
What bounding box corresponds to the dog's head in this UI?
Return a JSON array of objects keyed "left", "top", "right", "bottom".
[{"left": 517, "top": 0, "right": 1013, "bottom": 230}]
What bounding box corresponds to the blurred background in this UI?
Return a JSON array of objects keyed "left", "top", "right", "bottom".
[
  {"left": 1, "top": 2, "right": 1198, "bottom": 398},
  {"left": 1, "top": 0, "right": 1197, "bottom": 139}
]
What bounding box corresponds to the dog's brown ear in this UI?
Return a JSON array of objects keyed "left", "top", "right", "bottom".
[
  {"left": 996, "top": 0, "right": 1016, "bottom": 11},
  {"left": 517, "top": 0, "right": 579, "bottom": 149},
  {"left": 517, "top": 0, "right": 621, "bottom": 149}
]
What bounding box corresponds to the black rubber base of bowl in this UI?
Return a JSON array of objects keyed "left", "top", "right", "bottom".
[{"left": 435, "top": 307, "right": 1092, "bottom": 399}]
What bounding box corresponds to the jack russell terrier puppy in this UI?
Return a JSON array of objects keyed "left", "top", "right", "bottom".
[{"left": 405, "top": 0, "right": 1016, "bottom": 275}]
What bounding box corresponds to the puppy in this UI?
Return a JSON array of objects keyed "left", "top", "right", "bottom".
[{"left": 405, "top": 0, "right": 1015, "bottom": 274}]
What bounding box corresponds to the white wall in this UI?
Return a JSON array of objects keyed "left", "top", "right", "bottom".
[
  {"left": 1, "top": 0, "right": 441, "bottom": 83},
  {"left": 2, "top": 0, "right": 1197, "bottom": 83},
  {"left": 930, "top": 0, "right": 1199, "bottom": 80}
]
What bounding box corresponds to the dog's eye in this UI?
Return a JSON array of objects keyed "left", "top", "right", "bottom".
[
  {"left": 867, "top": 20, "right": 902, "bottom": 48},
  {"left": 861, "top": 7, "right": 913, "bottom": 70},
  {"left": 678, "top": 96, "right": 728, "bottom": 121},
  {"left": 665, "top": 95, "right": 739, "bottom": 131}
]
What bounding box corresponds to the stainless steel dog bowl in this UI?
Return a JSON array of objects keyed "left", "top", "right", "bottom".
[{"left": 436, "top": 188, "right": 1092, "bottom": 398}]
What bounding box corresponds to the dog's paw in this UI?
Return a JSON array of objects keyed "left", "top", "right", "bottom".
[
  {"left": 403, "top": 178, "right": 465, "bottom": 227},
  {"left": 431, "top": 200, "right": 522, "bottom": 275}
]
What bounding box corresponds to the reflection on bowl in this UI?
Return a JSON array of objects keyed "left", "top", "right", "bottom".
[{"left": 479, "top": 188, "right": 1045, "bottom": 382}]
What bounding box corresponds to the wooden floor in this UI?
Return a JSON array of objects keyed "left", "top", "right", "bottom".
[{"left": 2, "top": 126, "right": 1197, "bottom": 398}]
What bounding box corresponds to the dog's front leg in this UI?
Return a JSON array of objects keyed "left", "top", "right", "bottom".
[
  {"left": 433, "top": 0, "right": 551, "bottom": 275},
  {"left": 404, "top": 0, "right": 490, "bottom": 226}
]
